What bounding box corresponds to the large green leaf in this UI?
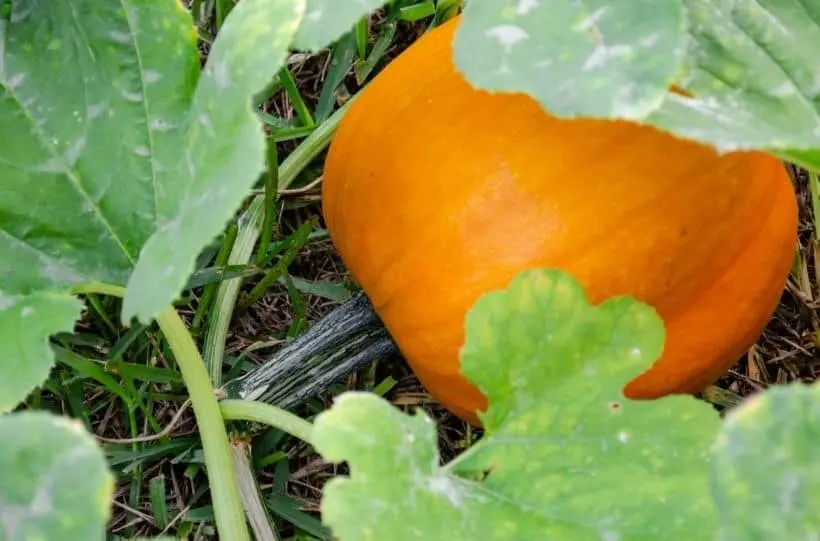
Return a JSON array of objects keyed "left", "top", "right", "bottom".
[
  {"left": 453, "top": 0, "right": 687, "bottom": 119},
  {"left": 645, "top": 0, "right": 820, "bottom": 162},
  {"left": 0, "top": 0, "right": 304, "bottom": 404},
  {"left": 292, "top": 0, "right": 389, "bottom": 51},
  {"left": 451, "top": 0, "right": 820, "bottom": 169},
  {"left": 0, "top": 411, "right": 114, "bottom": 540},
  {"left": 710, "top": 383, "right": 820, "bottom": 540},
  {"left": 312, "top": 269, "right": 722, "bottom": 540},
  {"left": 123, "top": 0, "right": 305, "bottom": 322},
  {"left": 0, "top": 293, "right": 82, "bottom": 413}
]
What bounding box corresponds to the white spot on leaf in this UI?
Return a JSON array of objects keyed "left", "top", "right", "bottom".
[
  {"left": 35, "top": 136, "right": 87, "bottom": 172},
  {"left": 0, "top": 293, "right": 18, "bottom": 311},
  {"left": 574, "top": 6, "right": 608, "bottom": 32},
  {"left": 143, "top": 70, "right": 162, "bottom": 84},
  {"left": 87, "top": 103, "right": 106, "bottom": 119},
  {"left": 5, "top": 72, "right": 25, "bottom": 90},
  {"left": 427, "top": 475, "right": 462, "bottom": 507},
  {"left": 485, "top": 25, "right": 529, "bottom": 50},
  {"left": 150, "top": 118, "right": 171, "bottom": 132},
  {"left": 517, "top": 0, "right": 538, "bottom": 15},
  {"left": 108, "top": 30, "right": 132, "bottom": 44},
  {"left": 198, "top": 113, "right": 212, "bottom": 129},
  {"left": 38, "top": 258, "right": 85, "bottom": 286},
  {"left": 773, "top": 82, "right": 796, "bottom": 97},
  {"left": 120, "top": 89, "right": 143, "bottom": 103},
  {"left": 641, "top": 33, "right": 660, "bottom": 48},
  {"left": 583, "top": 45, "right": 633, "bottom": 71},
  {"left": 210, "top": 60, "right": 230, "bottom": 89}
]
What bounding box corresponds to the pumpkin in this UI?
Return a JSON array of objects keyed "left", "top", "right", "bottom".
[{"left": 321, "top": 15, "right": 798, "bottom": 424}]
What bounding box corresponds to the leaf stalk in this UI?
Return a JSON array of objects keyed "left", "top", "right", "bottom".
[
  {"left": 71, "top": 283, "right": 250, "bottom": 541},
  {"left": 154, "top": 306, "right": 250, "bottom": 541}
]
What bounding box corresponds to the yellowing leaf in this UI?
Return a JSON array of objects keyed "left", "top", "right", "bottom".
[{"left": 313, "top": 269, "right": 722, "bottom": 540}]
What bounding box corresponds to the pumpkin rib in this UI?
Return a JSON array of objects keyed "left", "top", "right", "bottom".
[{"left": 625, "top": 161, "right": 798, "bottom": 398}]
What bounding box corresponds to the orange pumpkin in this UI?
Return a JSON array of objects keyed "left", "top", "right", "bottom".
[{"left": 321, "top": 15, "right": 798, "bottom": 424}]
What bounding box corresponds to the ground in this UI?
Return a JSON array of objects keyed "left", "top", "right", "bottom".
[{"left": 41, "top": 3, "right": 819, "bottom": 539}]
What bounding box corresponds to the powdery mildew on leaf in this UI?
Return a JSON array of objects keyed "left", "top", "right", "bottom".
[
  {"left": 123, "top": 0, "right": 306, "bottom": 322},
  {"left": 312, "top": 269, "right": 722, "bottom": 540},
  {"left": 0, "top": 292, "right": 83, "bottom": 412},
  {"left": 0, "top": 411, "right": 114, "bottom": 540},
  {"left": 710, "top": 383, "right": 820, "bottom": 540},
  {"left": 0, "top": 0, "right": 199, "bottom": 404},
  {"left": 0, "top": 0, "right": 306, "bottom": 401},
  {"left": 0, "top": 0, "right": 307, "bottom": 505},
  {"left": 0, "top": 0, "right": 304, "bottom": 443},
  {"left": 647, "top": 0, "right": 820, "bottom": 158},
  {"left": 313, "top": 392, "right": 510, "bottom": 541},
  {"left": 0, "top": 1, "right": 197, "bottom": 293},
  {"left": 291, "top": 0, "right": 388, "bottom": 51},
  {"left": 453, "top": 0, "right": 687, "bottom": 119}
]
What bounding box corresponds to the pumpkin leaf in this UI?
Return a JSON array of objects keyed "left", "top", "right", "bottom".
[
  {"left": 122, "top": 0, "right": 305, "bottom": 323},
  {"left": 710, "top": 383, "right": 820, "bottom": 540},
  {"left": 292, "top": 0, "right": 389, "bottom": 51},
  {"left": 312, "top": 269, "right": 722, "bottom": 540},
  {"left": 0, "top": 411, "right": 114, "bottom": 540},
  {"left": 0, "top": 0, "right": 303, "bottom": 330},
  {"left": 0, "top": 293, "right": 83, "bottom": 413},
  {"left": 0, "top": 1, "right": 302, "bottom": 533},
  {"left": 644, "top": 0, "right": 820, "bottom": 162},
  {"left": 453, "top": 0, "right": 688, "bottom": 120}
]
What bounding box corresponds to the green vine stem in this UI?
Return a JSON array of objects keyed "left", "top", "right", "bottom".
[
  {"left": 71, "top": 284, "right": 250, "bottom": 541},
  {"left": 203, "top": 98, "right": 355, "bottom": 386},
  {"left": 220, "top": 399, "right": 315, "bottom": 444}
]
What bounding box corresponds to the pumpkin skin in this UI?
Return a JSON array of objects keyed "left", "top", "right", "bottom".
[{"left": 321, "top": 15, "right": 798, "bottom": 424}]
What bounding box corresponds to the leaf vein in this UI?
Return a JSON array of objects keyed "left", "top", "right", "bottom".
[
  {"left": 121, "top": 0, "right": 160, "bottom": 229},
  {"left": 6, "top": 3, "right": 139, "bottom": 267},
  {"left": 0, "top": 228, "right": 89, "bottom": 286},
  {"left": 731, "top": 1, "right": 818, "bottom": 107}
]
